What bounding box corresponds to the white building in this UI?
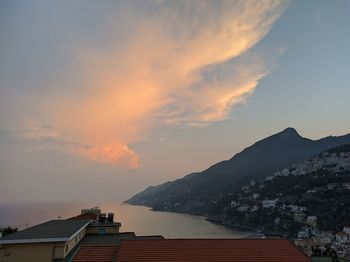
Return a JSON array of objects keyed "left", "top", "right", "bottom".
[
  {"left": 343, "top": 226, "right": 350, "bottom": 234},
  {"left": 293, "top": 212, "right": 306, "bottom": 223},
  {"left": 241, "top": 185, "right": 250, "bottom": 192},
  {"left": 298, "top": 230, "right": 310, "bottom": 239},
  {"left": 262, "top": 199, "right": 278, "bottom": 209},
  {"left": 230, "top": 201, "right": 239, "bottom": 208},
  {"left": 326, "top": 156, "right": 338, "bottom": 164},
  {"left": 282, "top": 169, "right": 290, "bottom": 176},
  {"left": 306, "top": 216, "right": 317, "bottom": 227},
  {"left": 288, "top": 205, "right": 307, "bottom": 213},
  {"left": 237, "top": 205, "right": 249, "bottom": 212},
  {"left": 274, "top": 171, "right": 281, "bottom": 177},
  {"left": 251, "top": 205, "right": 258, "bottom": 212},
  {"left": 253, "top": 193, "right": 260, "bottom": 199},
  {"left": 313, "top": 234, "right": 332, "bottom": 246}
]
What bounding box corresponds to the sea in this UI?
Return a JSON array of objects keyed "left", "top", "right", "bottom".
[{"left": 0, "top": 202, "right": 250, "bottom": 238}]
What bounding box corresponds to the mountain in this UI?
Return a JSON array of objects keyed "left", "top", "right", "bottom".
[{"left": 126, "top": 128, "right": 350, "bottom": 211}]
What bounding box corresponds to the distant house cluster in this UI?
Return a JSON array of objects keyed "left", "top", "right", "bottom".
[
  {"left": 295, "top": 225, "right": 350, "bottom": 259},
  {"left": 272, "top": 151, "right": 350, "bottom": 179},
  {"left": 226, "top": 148, "right": 350, "bottom": 259},
  {"left": 231, "top": 194, "right": 310, "bottom": 221},
  {"left": 235, "top": 149, "right": 350, "bottom": 213}
]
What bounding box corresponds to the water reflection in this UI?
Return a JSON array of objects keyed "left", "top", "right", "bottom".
[{"left": 0, "top": 202, "right": 250, "bottom": 238}]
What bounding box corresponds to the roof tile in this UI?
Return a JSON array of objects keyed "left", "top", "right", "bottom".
[
  {"left": 116, "top": 239, "right": 311, "bottom": 262},
  {"left": 73, "top": 245, "right": 118, "bottom": 262}
]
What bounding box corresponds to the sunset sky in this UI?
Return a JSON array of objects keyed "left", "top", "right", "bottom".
[{"left": 1, "top": 0, "right": 350, "bottom": 202}]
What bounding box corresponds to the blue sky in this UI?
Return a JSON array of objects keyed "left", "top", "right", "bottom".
[{"left": 0, "top": 0, "right": 349, "bottom": 202}]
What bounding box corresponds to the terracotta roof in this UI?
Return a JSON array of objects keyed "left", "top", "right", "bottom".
[
  {"left": 72, "top": 245, "right": 118, "bottom": 262},
  {"left": 116, "top": 239, "right": 311, "bottom": 262},
  {"left": 68, "top": 213, "right": 98, "bottom": 221}
]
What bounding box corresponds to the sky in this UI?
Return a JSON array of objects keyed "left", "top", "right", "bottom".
[{"left": 1, "top": 0, "right": 349, "bottom": 203}]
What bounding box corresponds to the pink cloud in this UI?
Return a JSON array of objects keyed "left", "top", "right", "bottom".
[{"left": 30, "top": 0, "right": 287, "bottom": 168}]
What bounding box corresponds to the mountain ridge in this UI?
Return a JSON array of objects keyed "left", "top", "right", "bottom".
[{"left": 126, "top": 128, "right": 350, "bottom": 208}]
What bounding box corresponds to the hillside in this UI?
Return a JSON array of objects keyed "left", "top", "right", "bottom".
[
  {"left": 126, "top": 128, "right": 350, "bottom": 215},
  {"left": 204, "top": 144, "right": 350, "bottom": 237}
]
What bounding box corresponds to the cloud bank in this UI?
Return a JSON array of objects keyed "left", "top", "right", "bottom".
[{"left": 30, "top": 0, "right": 286, "bottom": 168}]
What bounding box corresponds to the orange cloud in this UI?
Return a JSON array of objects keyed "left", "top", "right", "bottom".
[
  {"left": 36, "top": 0, "right": 286, "bottom": 168},
  {"left": 77, "top": 142, "right": 140, "bottom": 169}
]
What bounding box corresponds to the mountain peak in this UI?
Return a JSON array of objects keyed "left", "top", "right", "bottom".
[
  {"left": 278, "top": 127, "right": 301, "bottom": 139},
  {"left": 244, "top": 128, "right": 303, "bottom": 152}
]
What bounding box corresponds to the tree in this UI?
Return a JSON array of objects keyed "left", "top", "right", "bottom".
[{"left": 1, "top": 226, "right": 18, "bottom": 236}]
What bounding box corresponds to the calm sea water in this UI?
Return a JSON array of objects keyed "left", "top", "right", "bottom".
[{"left": 0, "top": 202, "right": 250, "bottom": 238}]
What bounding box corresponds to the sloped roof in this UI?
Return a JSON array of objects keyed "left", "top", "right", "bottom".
[
  {"left": 116, "top": 239, "right": 311, "bottom": 262},
  {"left": 0, "top": 220, "right": 90, "bottom": 244},
  {"left": 72, "top": 245, "right": 118, "bottom": 262}
]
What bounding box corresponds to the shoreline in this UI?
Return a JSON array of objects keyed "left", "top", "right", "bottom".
[
  {"left": 125, "top": 202, "right": 256, "bottom": 237},
  {"left": 125, "top": 202, "right": 289, "bottom": 239}
]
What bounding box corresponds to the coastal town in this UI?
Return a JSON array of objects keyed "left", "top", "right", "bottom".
[{"left": 227, "top": 145, "right": 350, "bottom": 259}]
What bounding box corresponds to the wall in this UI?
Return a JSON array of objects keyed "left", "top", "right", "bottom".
[
  {"left": 0, "top": 227, "right": 90, "bottom": 261},
  {"left": 86, "top": 226, "right": 119, "bottom": 235},
  {"left": 63, "top": 228, "right": 86, "bottom": 257},
  {"left": 0, "top": 242, "right": 64, "bottom": 262}
]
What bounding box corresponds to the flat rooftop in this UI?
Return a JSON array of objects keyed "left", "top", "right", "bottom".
[{"left": 0, "top": 219, "right": 90, "bottom": 244}]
